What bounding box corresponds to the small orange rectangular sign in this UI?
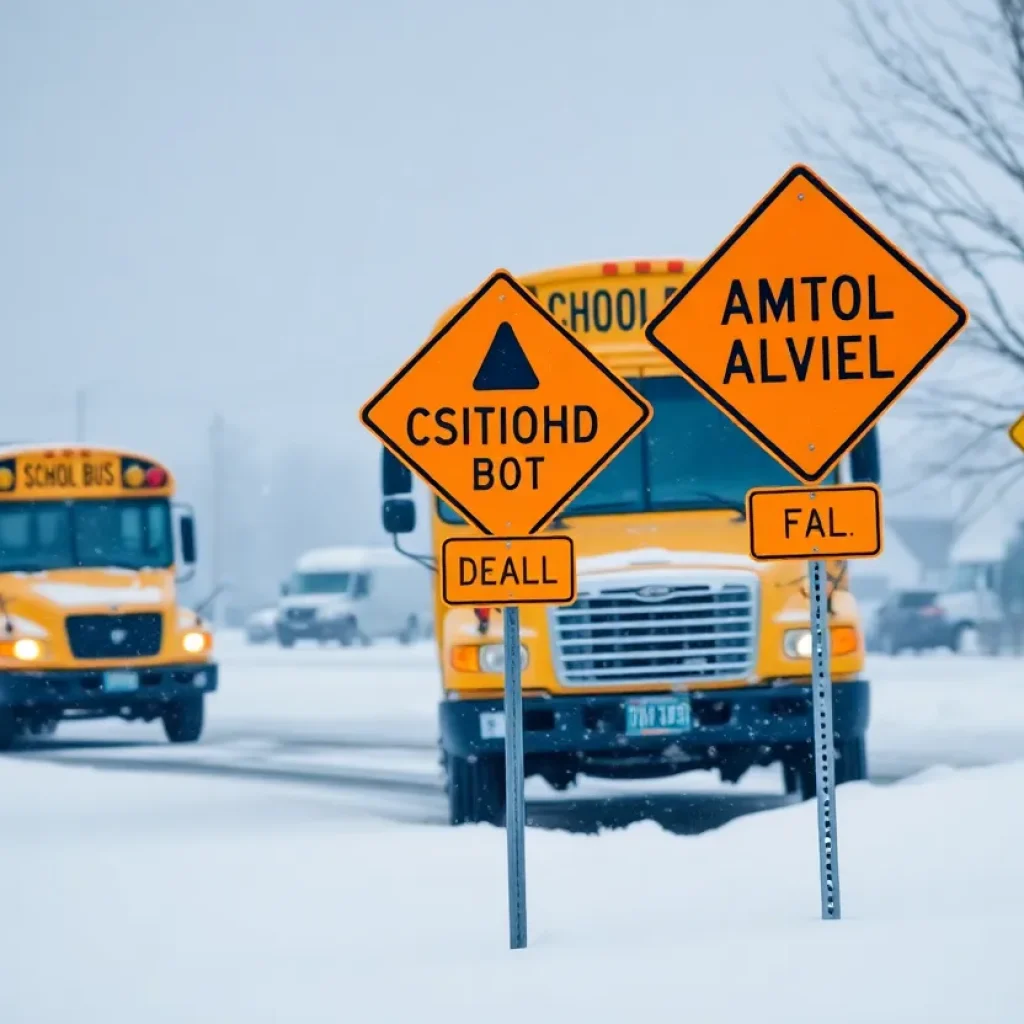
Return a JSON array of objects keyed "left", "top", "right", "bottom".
[
  {"left": 441, "top": 535, "right": 576, "bottom": 607},
  {"left": 746, "top": 483, "right": 882, "bottom": 561}
]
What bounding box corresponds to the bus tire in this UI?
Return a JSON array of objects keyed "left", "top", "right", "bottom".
[
  {"left": 783, "top": 738, "right": 867, "bottom": 800},
  {"left": 445, "top": 753, "right": 505, "bottom": 826},
  {"left": 0, "top": 709, "right": 17, "bottom": 752},
  {"left": 398, "top": 615, "right": 419, "bottom": 645},
  {"left": 163, "top": 695, "right": 204, "bottom": 744},
  {"left": 276, "top": 628, "right": 295, "bottom": 649},
  {"left": 337, "top": 619, "right": 358, "bottom": 647}
]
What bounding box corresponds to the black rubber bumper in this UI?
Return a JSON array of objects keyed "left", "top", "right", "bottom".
[
  {"left": 0, "top": 662, "right": 218, "bottom": 712},
  {"left": 438, "top": 681, "right": 870, "bottom": 758}
]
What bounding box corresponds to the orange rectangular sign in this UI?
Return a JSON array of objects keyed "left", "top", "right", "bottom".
[
  {"left": 746, "top": 483, "right": 882, "bottom": 561},
  {"left": 441, "top": 535, "right": 576, "bottom": 607}
]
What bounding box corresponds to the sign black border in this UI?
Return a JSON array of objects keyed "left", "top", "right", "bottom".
[
  {"left": 361, "top": 270, "right": 652, "bottom": 535},
  {"left": 745, "top": 482, "right": 883, "bottom": 561},
  {"left": 440, "top": 535, "right": 576, "bottom": 607},
  {"left": 645, "top": 164, "right": 969, "bottom": 483}
]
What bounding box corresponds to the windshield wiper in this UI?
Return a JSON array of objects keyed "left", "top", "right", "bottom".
[{"left": 685, "top": 492, "right": 746, "bottom": 521}]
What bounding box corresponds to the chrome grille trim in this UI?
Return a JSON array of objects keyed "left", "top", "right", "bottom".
[{"left": 549, "top": 569, "right": 759, "bottom": 687}]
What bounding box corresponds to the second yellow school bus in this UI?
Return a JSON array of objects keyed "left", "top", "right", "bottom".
[
  {"left": 380, "top": 260, "right": 877, "bottom": 825},
  {"left": 0, "top": 444, "right": 216, "bottom": 749}
]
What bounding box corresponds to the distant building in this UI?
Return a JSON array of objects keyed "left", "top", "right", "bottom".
[{"left": 888, "top": 517, "right": 957, "bottom": 588}]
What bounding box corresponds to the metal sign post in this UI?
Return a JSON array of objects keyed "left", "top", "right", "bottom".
[
  {"left": 502, "top": 606, "right": 528, "bottom": 949},
  {"left": 360, "top": 268, "right": 650, "bottom": 951},
  {"left": 809, "top": 558, "right": 841, "bottom": 920}
]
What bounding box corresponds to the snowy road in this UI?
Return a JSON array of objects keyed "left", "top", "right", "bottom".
[{"left": 11, "top": 631, "right": 1024, "bottom": 833}]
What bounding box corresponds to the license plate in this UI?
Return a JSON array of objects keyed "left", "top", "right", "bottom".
[
  {"left": 479, "top": 712, "right": 506, "bottom": 739},
  {"left": 625, "top": 696, "right": 692, "bottom": 736},
  {"left": 103, "top": 670, "right": 139, "bottom": 693}
]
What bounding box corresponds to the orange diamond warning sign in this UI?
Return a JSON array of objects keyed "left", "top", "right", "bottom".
[
  {"left": 361, "top": 270, "right": 652, "bottom": 535},
  {"left": 645, "top": 164, "right": 968, "bottom": 482},
  {"left": 1009, "top": 414, "right": 1024, "bottom": 454}
]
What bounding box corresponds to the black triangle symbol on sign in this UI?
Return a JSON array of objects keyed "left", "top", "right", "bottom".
[{"left": 472, "top": 322, "right": 540, "bottom": 391}]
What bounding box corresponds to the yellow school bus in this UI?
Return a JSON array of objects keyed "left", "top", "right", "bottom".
[
  {"left": 380, "top": 260, "right": 876, "bottom": 824},
  {"left": 0, "top": 444, "right": 216, "bottom": 749}
]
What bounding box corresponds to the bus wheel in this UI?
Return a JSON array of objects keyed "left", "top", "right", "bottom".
[
  {"left": 0, "top": 709, "right": 17, "bottom": 752},
  {"left": 337, "top": 619, "right": 358, "bottom": 646},
  {"left": 163, "top": 695, "right": 204, "bottom": 744},
  {"left": 783, "top": 738, "right": 867, "bottom": 800},
  {"left": 445, "top": 753, "right": 505, "bottom": 826}
]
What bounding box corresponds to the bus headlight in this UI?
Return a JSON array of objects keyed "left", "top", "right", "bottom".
[
  {"left": 13, "top": 638, "right": 42, "bottom": 661},
  {"left": 783, "top": 630, "right": 814, "bottom": 659},
  {"left": 452, "top": 643, "right": 529, "bottom": 673},
  {"left": 478, "top": 643, "right": 529, "bottom": 674},
  {"left": 783, "top": 627, "right": 859, "bottom": 659},
  {"left": 182, "top": 631, "right": 207, "bottom": 654}
]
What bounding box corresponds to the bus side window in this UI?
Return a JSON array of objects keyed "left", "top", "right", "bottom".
[{"left": 354, "top": 573, "right": 371, "bottom": 599}]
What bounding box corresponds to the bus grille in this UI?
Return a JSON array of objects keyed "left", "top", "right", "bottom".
[
  {"left": 66, "top": 613, "right": 163, "bottom": 659},
  {"left": 549, "top": 575, "right": 758, "bottom": 687}
]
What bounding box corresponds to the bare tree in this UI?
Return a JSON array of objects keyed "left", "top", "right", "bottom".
[{"left": 794, "top": 0, "right": 1024, "bottom": 514}]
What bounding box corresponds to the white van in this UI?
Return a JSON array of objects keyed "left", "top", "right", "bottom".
[{"left": 276, "top": 546, "right": 430, "bottom": 647}]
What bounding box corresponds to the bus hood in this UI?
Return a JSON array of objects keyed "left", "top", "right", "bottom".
[
  {"left": 0, "top": 568, "right": 173, "bottom": 617},
  {"left": 560, "top": 511, "right": 850, "bottom": 612}
]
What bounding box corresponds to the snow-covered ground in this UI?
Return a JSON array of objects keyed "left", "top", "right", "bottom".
[
  {"left": 5, "top": 632, "right": 1024, "bottom": 1021},
  {"left": 2, "top": 753, "right": 1021, "bottom": 1022}
]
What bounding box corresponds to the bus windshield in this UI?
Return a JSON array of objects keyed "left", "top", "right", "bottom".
[
  {"left": 438, "top": 375, "right": 836, "bottom": 523},
  {"left": 0, "top": 498, "right": 173, "bottom": 572}
]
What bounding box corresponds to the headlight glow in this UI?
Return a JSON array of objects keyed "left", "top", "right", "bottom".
[
  {"left": 13, "top": 637, "right": 42, "bottom": 661},
  {"left": 783, "top": 629, "right": 814, "bottom": 659},
  {"left": 478, "top": 643, "right": 529, "bottom": 674},
  {"left": 182, "top": 630, "right": 207, "bottom": 654}
]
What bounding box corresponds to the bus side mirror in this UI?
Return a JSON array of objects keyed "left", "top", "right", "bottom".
[
  {"left": 179, "top": 515, "right": 197, "bottom": 565},
  {"left": 383, "top": 498, "right": 416, "bottom": 535},
  {"left": 382, "top": 448, "right": 413, "bottom": 497},
  {"left": 851, "top": 428, "right": 881, "bottom": 484}
]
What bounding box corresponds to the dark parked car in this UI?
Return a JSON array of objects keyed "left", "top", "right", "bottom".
[{"left": 875, "top": 589, "right": 952, "bottom": 654}]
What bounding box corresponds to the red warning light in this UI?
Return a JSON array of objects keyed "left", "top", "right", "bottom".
[{"left": 145, "top": 466, "right": 167, "bottom": 488}]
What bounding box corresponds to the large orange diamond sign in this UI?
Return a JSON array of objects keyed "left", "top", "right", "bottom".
[
  {"left": 645, "top": 165, "right": 969, "bottom": 482},
  {"left": 361, "top": 270, "right": 651, "bottom": 535}
]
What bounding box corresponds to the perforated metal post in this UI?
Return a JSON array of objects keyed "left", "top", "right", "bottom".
[
  {"left": 809, "top": 558, "right": 842, "bottom": 920},
  {"left": 503, "top": 606, "right": 528, "bottom": 949}
]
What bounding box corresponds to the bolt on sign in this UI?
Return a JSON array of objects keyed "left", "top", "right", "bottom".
[
  {"left": 746, "top": 484, "right": 882, "bottom": 562},
  {"left": 645, "top": 165, "right": 969, "bottom": 483},
  {"left": 442, "top": 536, "right": 576, "bottom": 607}
]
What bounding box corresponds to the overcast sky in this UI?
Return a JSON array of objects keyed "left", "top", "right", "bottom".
[{"left": 1, "top": 0, "right": 991, "bottom": 530}]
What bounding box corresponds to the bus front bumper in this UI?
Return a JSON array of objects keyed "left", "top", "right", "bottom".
[
  {"left": 0, "top": 663, "right": 218, "bottom": 714},
  {"left": 438, "top": 680, "right": 869, "bottom": 759}
]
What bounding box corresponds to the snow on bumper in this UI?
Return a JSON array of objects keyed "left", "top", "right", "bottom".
[
  {"left": 0, "top": 663, "right": 218, "bottom": 711},
  {"left": 439, "top": 680, "right": 869, "bottom": 758}
]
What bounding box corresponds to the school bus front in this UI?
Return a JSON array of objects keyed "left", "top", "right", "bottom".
[
  {"left": 382, "top": 260, "right": 876, "bottom": 826},
  {"left": 0, "top": 446, "right": 216, "bottom": 749}
]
